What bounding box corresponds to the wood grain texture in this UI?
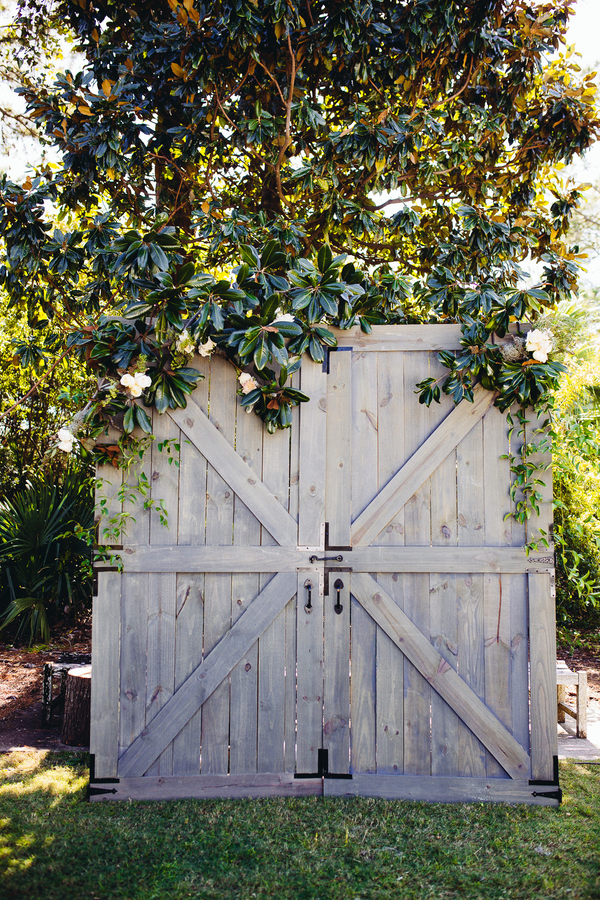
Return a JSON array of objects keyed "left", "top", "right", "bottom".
[
  {"left": 332, "top": 324, "right": 464, "bottom": 351},
  {"left": 168, "top": 396, "right": 297, "bottom": 546},
  {"left": 172, "top": 574, "right": 204, "bottom": 775},
  {"left": 146, "top": 573, "right": 176, "bottom": 776},
  {"left": 456, "top": 422, "right": 486, "bottom": 777},
  {"left": 229, "top": 398, "right": 262, "bottom": 775},
  {"left": 529, "top": 573, "right": 558, "bottom": 780},
  {"left": 118, "top": 573, "right": 148, "bottom": 768},
  {"left": 296, "top": 360, "right": 327, "bottom": 773},
  {"left": 118, "top": 572, "right": 298, "bottom": 777},
  {"left": 351, "top": 385, "right": 496, "bottom": 546},
  {"left": 350, "top": 573, "right": 529, "bottom": 779},
  {"left": 324, "top": 774, "right": 556, "bottom": 805},
  {"left": 374, "top": 350, "right": 405, "bottom": 774},
  {"left": 90, "top": 573, "right": 121, "bottom": 778},
  {"left": 91, "top": 774, "right": 322, "bottom": 802},
  {"left": 202, "top": 359, "right": 236, "bottom": 774},
  {"left": 349, "top": 351, "right": 378, "bottom": 774}
]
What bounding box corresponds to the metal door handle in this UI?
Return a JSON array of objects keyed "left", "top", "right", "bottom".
[
  {"left": 304, "top": 579, "right": 313, "bottom": 613},
  {"left": 333, "top": 578, "right": 344, "bottom": 615}
]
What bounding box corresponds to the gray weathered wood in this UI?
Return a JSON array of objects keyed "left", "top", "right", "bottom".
[
  {"left": 352, "top": 384, "right": 496, "bottom": 546},
  {"left": 332, "top": 324, "right": 464, "bottom": 351},
  {"left": 257, "top": 423, "right": 291, "bottom": 773},
  {"left": 296, "top": 360, "right": 327, "bottom": 773},
  {"left": 146, "top": 573, "right": 177, "bottom": 776},
  {"left": 456, "top": 422, "right": 486, "bottom": 777},
  {"left": 350, "top": 572, "right": 529, "bottom": 779},
  {"left": 324, "top": 774, "right": 556, "bottom": 805},
  {"left": 168, "top": 395, "right": 297, "bottom": 546},
  {"left": 350, "top": 351, "right": 378, "bottom": 774},
  {"left": 117, "top": 573, "right": 149, "bottom": 772},
  {"left": 90, "top": 573, "right": 121, "bottom": 778},
  {"left": 529, "top": 572, "right": 558, "bottom": 780},
  {"left": 229, "top": 401, "right": 261, "bottom": 775},
  {"left": 202, "top": 358, "right": 237, "bottom": 774},
  {"left": 172, "top": 574, "right": 203, "bottom": 774},
  {"left": 91, "top": 774, "right": 322, "bottom": 802},
  {"left": 374, "top": 350, "right": 405, "bottom": 774},
  {"left": 118, "top": 572, "right": 298, "bottom": 776}
]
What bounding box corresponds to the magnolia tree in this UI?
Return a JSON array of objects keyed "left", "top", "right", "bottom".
[{"left": 0, "top": 0, "right": 599, "bottom": 449}]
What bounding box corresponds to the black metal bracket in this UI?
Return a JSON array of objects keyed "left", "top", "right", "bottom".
[
  {"left": 324, "top": 523, "right": 352, "bottom": 553},
  {"left": 529, "top": 756, "right": 561, "bottom": 803},
  {"left": 88, "top": 754, "right": 120, "bottom": 801},
  {"left": 322, "top": 345, "right": 352, "bottom": 374}
]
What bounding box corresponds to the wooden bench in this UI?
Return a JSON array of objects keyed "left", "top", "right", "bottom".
[{"left": 557, "top": 660, "right": 587, "bottom": 738}]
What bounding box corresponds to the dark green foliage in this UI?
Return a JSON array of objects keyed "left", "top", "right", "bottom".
[
  {"left": 0, "top": 0, "right": 596, "bottom": 435},
  {"left": 0, "top": 463, "right": 94, "bottom": 643}
]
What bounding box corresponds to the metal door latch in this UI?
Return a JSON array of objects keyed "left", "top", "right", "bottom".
[
  {"left": 333, "top": 578, "right": 344, "bottom": 615},
  {"left": 304, "top": 579, "right": 313, "bottom": 613},
  {"left": 309, "top": 554, "right": 343, "bottom": 564}
]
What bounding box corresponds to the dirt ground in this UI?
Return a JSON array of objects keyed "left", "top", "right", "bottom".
[
  {"left": 0, "top": 619, "right": 92, "bottom": 751},
  {"left": 1, "top": 619, "right": 599, "bottom": 753}
]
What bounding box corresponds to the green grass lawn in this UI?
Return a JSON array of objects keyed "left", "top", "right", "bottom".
[{"left": 0, "top": 753, "right": 599, "bottom": 900}]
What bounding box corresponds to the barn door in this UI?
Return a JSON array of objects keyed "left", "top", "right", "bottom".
[
  {"left": 90, "top": 327, "right": 559, "bottom": 805},
  {"left": 314, "top": 332, "right": 559, "bottom": 805}
]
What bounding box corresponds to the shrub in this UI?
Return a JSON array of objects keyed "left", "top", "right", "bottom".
[{"left": 0, "top": 462, "right": 94, "bottom": 644}]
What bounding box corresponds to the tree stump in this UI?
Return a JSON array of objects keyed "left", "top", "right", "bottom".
[{"left": 61, "top": 665, "right": 92, "bottom": 746}]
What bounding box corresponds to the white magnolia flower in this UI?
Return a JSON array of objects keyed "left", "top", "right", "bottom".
[
  {"left": 239, "top": 372, "right": 259, "bottom": 394},
  {"left": 199, "top": 337, "right": 216, "bottom": 357},
  {"left": 120, "top": 371, "right": 152, "bottom": 396},
  {"left": 175, "top": 330, "right": 196, "bottom": 355},
  {"left": 525, "top": 329, "right": 553, "bottom": 363},
  {"left": 57, "top": 427, "right": 77, "bottom": 453}
]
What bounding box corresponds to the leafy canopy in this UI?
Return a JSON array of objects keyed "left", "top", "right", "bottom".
[{"left": 0, "top": 0, "right": 598, "bottom": 437}]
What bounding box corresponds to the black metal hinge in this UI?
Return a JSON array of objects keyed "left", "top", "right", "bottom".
[
  {"left": 322, "top": 345, "right": 352, "bottom": 373},
  {"left": 529, "top": 755, "right": 561, "bottom": 803},
  {"left": 88, "top": 753, "right": 120, "bottom": 800}
]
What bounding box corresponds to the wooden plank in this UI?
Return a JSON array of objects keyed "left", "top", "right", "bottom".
[
  {"left": 296, "top": 360, "right": 327, "bottom": 773},
  {"left": 91, "top": 774, "right": 322, "bottom": 802},
  {"left": 118, "top": 572, "right": 298, "bottom": 777},
  {"left": 375, "top": 350, "right": 405, "bottom": 774},
  {"left": 326, "top": 349, "right": 352, "bottom": 547},
  {"left": 118, "top": 573, "right": 148, "bottom": 766},
  {"left": 332, "top": 324, "right": 465, "bottom": 351},
  {"left": 150, "top": 399, "right": 180, "bottom": 545},
  {"left": 177, "top": 352, "right": 209, "bottom": 545},
  {"left": 482, "top": 401, "right": 514, "bottom": 777},
  {"left": 229, "top": 401, "right": 262, "bottom": 775},
  {"left": 456, "top": 421, "right": 486, "bottom": 777},
  {"left": 95, "top": 424, "right": 123, "bottom": 548},
  {"left": 102, "top": 544, "right": 530, "bottom": 573},
  {"left": 297, "top": 359, "right": 327, "bottom": 546},
  {"left": 483, "top": 574, "right": 511, "bottom": 778},
  {"left": 172, "top": 575, "right": 204, "bottom": 775},
  {"left": 257, "top": 423, "right": 291, "bottom": 773},
  {"left": 529, "top": 573, "right": 558, "bottom": 780},
  {"left": 350, "top": 573, "right": 530, "bottom": 779},
  {"left": 146, "top": 573, "right": 176, "bottom": 776},
  {"left": 526, "top": 407, "right": 556, "bottom": 781},
  {"left": 172, "top": 363, "right": 208, "bottom": 775},
  {"left": 510, "top": 574, "right": 530, "bottom": 755},
  {"left": 351, "top": 385, "right": 496, "bottom": 546},
  {"left": 323, "top": 350, "right": 352, "bottom": 774},
  {"left": 402, "top": 351, "right": 432, "bottom": 777},
  {"left": 428, "top": 352, "right": 459, "bottom": 778},
  {"left": 285, "top": 377, "right": 300, "bottom": 773},
  {"left": 202, "top": 357, "right": 236, "bottom": 775},
  {"left": 324, "top": 775, "right": 556, "bottom": 805},
  {"left": 349, "top": 351, "right": 378, "bottom": 774},
  {"left": 90, "top": 572, "right": 121, "bottom": 778},
  {"left": 168, "top": 395, "right": 297, "bottom": 546}
]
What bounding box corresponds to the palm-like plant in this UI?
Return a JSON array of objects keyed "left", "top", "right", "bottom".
[{"left": 0, "top": 464, "right": 94, "bottom": 643}]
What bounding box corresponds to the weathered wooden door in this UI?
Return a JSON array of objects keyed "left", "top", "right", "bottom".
[{"left": 91, "top": 326, "right": 559, "bottom": 804}]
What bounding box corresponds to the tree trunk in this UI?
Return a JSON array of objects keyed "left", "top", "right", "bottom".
[{"left": 61, "top": 665, "right": 92, "bottom": 746}]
